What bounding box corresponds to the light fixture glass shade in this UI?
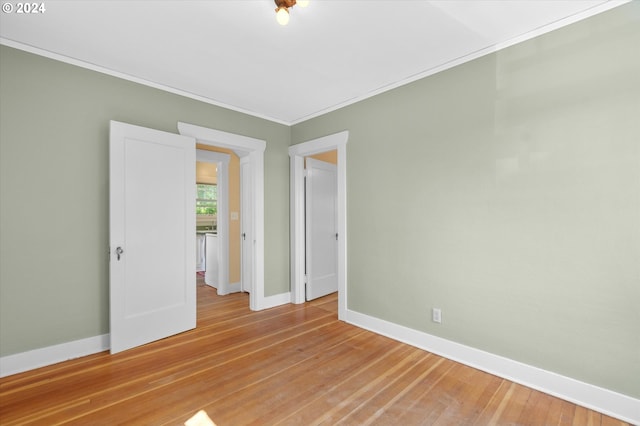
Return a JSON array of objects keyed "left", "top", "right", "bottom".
[
  {"left": 297, "top": 0, "right": 309, "bottom": 7},
  {"left": 276, "top": 7, "right": 290, "bottom": 25}
]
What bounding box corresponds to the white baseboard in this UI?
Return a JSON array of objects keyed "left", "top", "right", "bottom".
[
  {"left": 4, "top": 307, "right": 635, "bottom": 424},
  {"left": 344, "top": 309, "right": 639, "bottom": 425},
  {"left": 257, "top": 292, "right": 291, "bottom": 310},
  {"left": 226, "top": 281, "right": 242, "bottom": 293},
  {"left": 0, "top": 291, "right": 293, "bottom": 377},
  {"left": 217, "top": 282, "right": 244, "bottom": 295},
  {"left": 0, "top": 334, "right": 110, "bottom": 378}
]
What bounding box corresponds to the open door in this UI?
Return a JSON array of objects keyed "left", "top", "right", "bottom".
[
  {"left": 305, "top": 158, "right": 338, "bottom": 300},
  {"left": 109, "top": 120, "right": 196, "bottom": 354}
]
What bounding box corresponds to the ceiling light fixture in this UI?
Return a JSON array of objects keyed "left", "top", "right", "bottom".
[{"left": 274, "top": 0, "right": 308, "bottom": 26}]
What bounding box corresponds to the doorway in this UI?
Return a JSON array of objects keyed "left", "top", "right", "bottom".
[
  {"left": 305, "top": 155, "right": 338, "bottom": 301},
  {"left": 109, "top": 120, "right": 267, "bottom": 355},
  {"left": 289, "top": 131, "right": 349, "bottom": 319},
  {"left": 179, "top": 122, "right": 267, "bottom": 311},
  {"left": 196, "top": 149, "right": 230, "bottom": 294}
]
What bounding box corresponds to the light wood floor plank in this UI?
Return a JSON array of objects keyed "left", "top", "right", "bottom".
[
  {"left": 497, "top": 383, "right": 532, "bottom": 424},
  {"left": 342, "top": 357, "right": 457, "bottom": 425},
  {"left": 517, "top": 389, "right": 554, "bottom": 425}
]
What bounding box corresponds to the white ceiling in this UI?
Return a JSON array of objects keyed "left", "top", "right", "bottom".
[{"left": 0, "top": 0, "right": 625, "bottom": 125}]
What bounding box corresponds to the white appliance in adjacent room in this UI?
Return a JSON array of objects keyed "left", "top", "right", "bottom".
[{"left": 196, "top": 233, "right": 206, "bottom": 272}]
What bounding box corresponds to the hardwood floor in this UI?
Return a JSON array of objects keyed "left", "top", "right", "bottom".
[{"left": 0, "top": 284, "right": 629, "bottom": 425}]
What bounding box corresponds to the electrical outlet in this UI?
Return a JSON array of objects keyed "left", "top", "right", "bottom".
[{"left": 432, "top": 308, "right": 442, "bottom": 324}]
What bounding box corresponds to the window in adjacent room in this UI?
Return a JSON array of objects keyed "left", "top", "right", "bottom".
[
  {"left": 196, "top": 183, "right": 217, "bottom": 215},
  {"left": 196, "top": 184, "right": 217, "bottom": 229}
]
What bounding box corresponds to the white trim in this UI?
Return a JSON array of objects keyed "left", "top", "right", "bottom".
[
  {"left": 259, "top": 292, "right": 292, "bottom": 310},
  {"left": 290, "top": 154, "right": 305, "bottom": 303},
  {"left": 227, "top": 281, "right": 242, "bottom": 294},
  {"left": 287, "top": 0, "right": 631, "bottom": 125},
  {"left": 179, "top": 123, "right": 267, "bottom": 157},
  {"left": 4, "top": 310, "right": 638, "bottom": 424},
  {"left": 289, "top": 131, "right": 348, "bottom": 320},
  {"left": 344, "top": 309, "right": 640, "bottom": 424},
  {"left": 289, "top": 132, "right": 349, "bottom": 157},
  {"left": 4, "top": 2, "right": 628, "bottom": 127},
  {"left": 248, "top": 148, "right": 265, "bottom": 312},
  {"left": 0, "top": 334, "right": 110, "bottom": 378},
  {"left": 196, "top": 150, "right": 230, "bottom": 295},
  {"left": 0, "top": 38, "right": 291, "bottom": 126},
  {"left": 179, "top": 122, "right": 267, "bottom": 311},
  {"left": 240, "top": 155, "right": 252, "bottom": 294}
]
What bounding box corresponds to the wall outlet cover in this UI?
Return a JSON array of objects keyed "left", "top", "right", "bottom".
[{"left": 432, "top": 308, "right": 442, "bottom": 324}]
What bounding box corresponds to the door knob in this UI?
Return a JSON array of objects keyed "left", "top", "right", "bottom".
[{"left": 115, "top": 246, "right": 124, "bottom": 260}]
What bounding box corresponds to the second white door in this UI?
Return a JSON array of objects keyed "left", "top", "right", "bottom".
[{"left": 305, "top": 158, "right": 338, "bottom": 301}]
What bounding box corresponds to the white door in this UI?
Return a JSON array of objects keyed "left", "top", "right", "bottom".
[
  {"left": 109, "top": 120, "right": 196, "bottom": 354},
  {"left": 240, "top": 156, "right": 252, "bottom": 293},
  {"left": 305, "top": 158, "right": 338, "bottom": 300}
]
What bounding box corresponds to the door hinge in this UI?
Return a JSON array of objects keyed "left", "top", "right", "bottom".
[{"left": 304, "top": 274, "right": 308, "bottom": 284}]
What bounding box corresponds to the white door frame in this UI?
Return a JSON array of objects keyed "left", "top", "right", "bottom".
[
  {"left": 179, "top": 122, "right": 266, "bottom": 311},
  {"left": 289, "top": 131, "right": 348, "bottom": 320},
  {"left": 196, "top": 149, "right": 230, "bottom": 294},
  {"left": 240, "top": 156, "right": 252, "bottom": 294}
]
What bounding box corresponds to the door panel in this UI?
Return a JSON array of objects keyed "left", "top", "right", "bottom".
[
  {"left": 305, "top": 158, "right": 337, "bottom": 301},
  {"left": 109, "top": 120, "right": 196, "bottom": 354}
]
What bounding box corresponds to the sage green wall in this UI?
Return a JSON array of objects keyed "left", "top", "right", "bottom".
[
  {"left": 292, "top": 4, "right": 640, "bottom": 398},
  {"left": 0, "top": 45, "right": 290, "bottom": 356}
]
